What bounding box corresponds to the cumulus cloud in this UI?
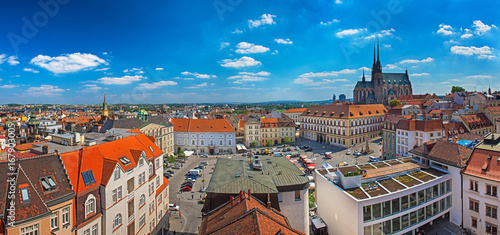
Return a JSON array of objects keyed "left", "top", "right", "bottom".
[
  {"left": 137, "top": 81, "right": 177, "bottom": 90},
  {"left": 30, "top": 53, "right": 107, "bottom": 73},
  {"left": 464, "top": 75, "right": 491, "bottom": 79},
  {"left": 0, "top": 85, "right": 19, "bottom": 88},
  {"left": 23, "top": 68, "right": 39, "bottom": 73},
  {"left": 186, "top": 82, "right": 208, "bottom": 89},
  {"left": 384, "top": 64, "right": 402, "bottom": 70},
  {"left": 399, "top": 57, "right": 434, "bottom": 64},
  {"left": 181, "top": 71, "right": 216, "bottom": 79},
  {"left": 450, "top": 45, "right": 495, "bottom": 59},
  {"left": 227, "top": 71, "right": 270, "bottom": 84},
  {"left": 293, "top": 77, "right": 349, "bottom": 86},
  {"left": 123, "top": 67, "right": 144, "bottom": 74},
  {"left": 80, "top": 84, "right": 104, "bottom": 92},
  {"left": 220, "top": 42, "right": 230, "bottom": 49},
  {"left": 98, "top": 75, "right": 144, "bottom": 85},
  {"left": 320, "top": 19, "right": 340, "bottom": 25},
  {"left": 232, "top": 29, "right": 243, "bottom": 34},
  {"left": 248, "top": 14, "right": 276, "bottom": 28},
  {"left": 235, "top": 42, "right": 270, "bottom": 54},
  {"left": 220, "top": 56, "right": 261, "bottom": 68},
  {"left": 437, "top": 24, "right": 454, "bottom": 35},
  {"left": 238, "top": 71, "right": 270, "bottom": 76},
  {"left": 7, "top": 56, "right": 19, "bottom": 65},
  {"left": 410, "top": 73, "right": 430, "bottom": 77},
  {"left": 472, "top": 20, "right": 497, "bottom": 35},
  {"left": 274, "top": 38, "right": 293, "bottom": 44},
  {"left": 298, "top": 69, "right": 356, "bottom": 78},
  {"left": 461, "top": 33, "right": 473, "bottom": 39},
  {"left": 155, "top": 67, "right": 164, "bottom": 71},
  {"left": 26, "top": 85, "right": 65, "bottom": 95},
  {"left": 336, "top": 28, "right": 366, "bottom": 38},
  {"left": 365, "top": 28, "right": 396, "bottom": 40}
]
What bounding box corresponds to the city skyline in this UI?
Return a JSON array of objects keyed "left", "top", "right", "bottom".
[{"left": 0, "top": 0, "right": 499, "bottom": 104}]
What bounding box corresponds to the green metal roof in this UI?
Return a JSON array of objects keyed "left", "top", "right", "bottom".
[{"left": 207, "top": 157, "right": 309, "bottom": 194}]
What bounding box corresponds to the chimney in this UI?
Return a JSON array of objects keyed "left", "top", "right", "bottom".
[
  {"left": 248, "top": 189, "right": 251, "bottom": 200},
  {"left": 240, "top": 191, "right": 244, "bottom": 202},
  {"left": 230, "top": 196, "right": 234, "bottom": 207},
  {"left": 267, "top": 201, "right": 271, "bottom": 209}
]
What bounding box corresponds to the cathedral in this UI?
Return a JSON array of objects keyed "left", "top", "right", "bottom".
[{"left": 353, "top": 41, "right": 413, "bottom": 105}]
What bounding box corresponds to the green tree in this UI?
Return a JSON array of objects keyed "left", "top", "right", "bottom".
[
  {"left": 266, "top": 140, "right": 274, "bottom": 147},
  {"left": 283, "top": 137, "right": 290, "bottom": 144},
  {"left": 309, "top": 191, "right": 316, "bottom": 209},
  {"left": 250, "top": 141, "right": 257, "bottom": 148},
  {"left": 389, "top": 99, "right": 401, "bottom": 107},
  {"left": 177, "top": 150, "right": 186, "bottom": 158},
  {"left": 167, "top": 155, "right": 175, "bottom": 163},
  {"left": 451, "top": 86, "right": 465, "bottom": 93}
]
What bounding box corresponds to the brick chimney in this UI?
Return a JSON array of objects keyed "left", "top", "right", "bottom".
[
  {"left": 239, "top": 191, "right": 244, "bottom": 202},
  {"left": 267, "top": 201, "right": 271, "bottom": 209},
  {"left": 424, "top": 141, "right": 435, "bottom": 152},
  {"left": 248, "top": 189, "right": 251, "bottom": 200},
  {"left": 230, "top": 196, "right": 234, "bottom": 207}
]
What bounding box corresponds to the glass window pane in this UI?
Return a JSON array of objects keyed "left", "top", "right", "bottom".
[
  {"left": 383, "top": 201, "right": 391, "bottom": 217},
  {"left": 392, "top": 217, "right": 401, "bottom": 232},
  {"left": 418, "top": 208, "right": 425, "bottom": 222},
  {"left": 410, "top": 211, "right": 417, "bottom": 225},
  {"left": 426, "top": 188, "right": 432, "bottom": 201},
  {"left": 433, "top": 185, "right": 439, "bottom": 198},
  {"left": 433, "top": 202, "right": 439, "bottom": 215},
  {"left": 372, "top": 223, "right": 383, "bottom": 235},
  {"left": 372, "top": 203, "right": 382, "bottom": 219},
  {"left": 364, "top": 205, "right": 372, "bottom": 221},
  {"left": 410, "top": 193, "right": 417, "bottom": 207},
  {"left": 392, "top": 198, "right": 400, "bottom": 214},
  {"left": 364, "top": 225, "right": 372, "bottom": 235},
  {"left": 401, "top": 214, "right": 409, "bottom": 229},
  {"left": 401, "top": 196, "right": 409, "bottom": 211},
  {"left": 426, "top": 205, "right": 433, "bottom": 218},
  {"left": 383, "top": 220, "right": 391, "bottom": 234},
  {"left": 418, "top": 190, "right": 425, "bottom": 204}
]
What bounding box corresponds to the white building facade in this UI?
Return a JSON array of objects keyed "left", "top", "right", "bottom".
[{"left": 395, "top": 120, "right": 445, "bottom": 156}]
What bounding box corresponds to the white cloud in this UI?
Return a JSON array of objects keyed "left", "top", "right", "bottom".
[
  {"left": 298, "top": 69, "right": 356, "bottom": 78},
  {"left": 26, "top": 85, "right": 65, "bottom": 95},
  {"left": 238, "top": 71, "right": 270, "bottom": 76},
  {"left": 0, "top": 85, "right": 18, "bottom": 88},
  {"left": 365, "top": 28, "right": 395, "bottom": 40},
  {"left": 334, "top": 0, "right": 342, "bottom": 4},
  {"left": 248, "top": 14, "right": 276, "bottom": 28},
  {"left": 137, "top": 81, "right": 177, "bottom": 90},
  {"left": 450, "top": 45, "right": 495, "bottom": 59},
  {"left": 155, "top": 67, "right": 164, "bottom": 71},
  {"left": 384, "top": 64, "right": 401, "bottom": 70},
  {"left": 228, "top": 75, "right": 267, "bottom": 84},
  {"left": 445, "top": 39, "right": 459, "bottom": 44},
  {"left": 7, "top": 56, "right": 19, "bottom": 65},
  {"left": 437, "top": 24, "right": 454, "bottom": 35},
  {"left": 181, "top": 71, "right": 216, "bottom": 79},
  {"left": 232, "top": 29, "right": 243, "bottom": 34},
  {"left": 220, "top": 42, "right": 230, "bottom": 49},
  {"left": 235, "top": 42, "right": 270, "bottom": 54},
  {"left": 472, "top": 20, "right": 497, "bottom": 35},
  {"left": 293, "top": 77, "right": 349, "bottom": 86},
  {"left": 383, "top": 44, "right": 391, "bottom": 48},
  {"left": 123, "top": 67, "right": 144, "bottom": 74},
  {"left": 186, "top": 82, "right": 208, "bottom": 89},
  {"left": 220, "top": 56, "right": 261, "bottom": 68},
  {"left": 23, "top": 68, "right": 39, "bottom": 73},
  {"left": 30, "top": 53, "right": 107, "bottom": 73},
  {"left": 274, "top": 38, "right": 293, "bottom": 44},
  {"left": 461, "top": 33, "right": 473, "bottom": 39},
  {"left": 320, "top": 19, "right": 340, "bottom": 25},
  {"left": 95, "top": 67, "right": 110, "bottom": 71},
  {"left": 410, "top": 73, "right": 430, "bottom": 77},
  {"left": 336, "top": 28, "right": 366, "bottom": 38},
  {"left": 80, "top": 84, "right": 104, "bottom": 92},
  {"left": 464, "top": 75, "right": 491, "bottom": 79},
  {"left": 440, "top": 81, "right": 450, "bottom": 85},
  {"left": 98, "top": 75, "right": 144, "bottom": 85},
  {"left": 399, "top": 57, "right": 434, "bottom": 64}
]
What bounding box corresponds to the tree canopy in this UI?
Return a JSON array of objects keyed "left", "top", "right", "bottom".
[
  {"left": 451, "top": 86, "right": 465, "bottom": 93},
  {"left": 389, "top": 99, "right": 401, "bottom": 107}
]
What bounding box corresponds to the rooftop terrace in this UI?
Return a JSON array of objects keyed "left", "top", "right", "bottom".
[{"left": 317, "top": 157, "right": 449, "bottom": 200}]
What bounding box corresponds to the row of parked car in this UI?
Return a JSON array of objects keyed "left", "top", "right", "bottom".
[{"left": 180, "top": 161, "right": 208, "bottom": 192}]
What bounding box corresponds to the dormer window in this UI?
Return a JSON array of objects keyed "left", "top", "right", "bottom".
[
  {"left": 149, "top": 164, "right": 153, "bottom": 175},
  {"left": 119, "top": 157, "right": 131, "bottom": 166},
  {"left": 139, "top": 159, "right": 144, "bottom": 167},
  {"left": 41, "top": 176, "right": 58, "bottom": 192},
  {"left": 149, "top": 146, "right": 154, "bottom": 153}
]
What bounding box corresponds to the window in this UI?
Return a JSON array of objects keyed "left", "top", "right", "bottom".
[
  {"left": 149, "top": 146, "right": 154, "bottom": 153},
  {"left": 117, "top": 186, "right": 122, "bottom": 200},
  {"left": 470, "top": 180, "right": 478, "bottom": 191},
  {"left": 486, "top": 222, "right": 498, "bottom": 234},
  {"left": 62, "top": 207, "right": 70, "bottom": 225},
  {"left": 114, "top": 169, "right": 120, "bottom": 181},
  {"left": 41, "top": 176, "right": 58, "bottom": 192},
  {"left": 149, "top": 201, "right": 155, "bottom": 213},
  {"left": 149, "top": 164, "right": 153, "bottom": 175},
  {"left": 85, "top": 195, "right": 96, "bottom": 215},
  {"left": 158, "top": 210, "right": 163, "bottom": 221},
  {"left": 139, "top": 194, "right": 146, "bottom": 206},
  {"left": 220, "top": 140, "right": 223, "bottom": 145},
  {"left": 192, "top": 140, "right": 195, "bottom": 145},
  {"left": 228, "top": 140, "right": 232, "bottom": 145},
  {"left": 139, "top": 159, "right": 144, "bottom": 167},
  {"left": 20, "top": 224, "right": 39, "bottom": 235},
  {"left": 82, "top": 170, "right": 96, "bottom": 186},
  {"left": 51, "top": 212, "right": 58, "bottom": 229},
  {"left": 155, "top": 158, "right": 160, "bottom": 168},
  {"left": 471, "top": 217, "right": 477, "bottom": 228},
  {"left": 20, "top": 187, "right": 30, "bottom": 203},
  {"left": 112, "top": 189, "right": 117, "bottom": 203},
  {"left": 156, "top": 177, "right": 160, "bottom": 187},
  {"left": 139, "top": 172, "right": 146, "bottom": 185},
  {"left": 295, "top": 190, "right": 301, "bottom": 201},
  {"left": 430, "top": 133, "right": 434, "bottom": 137},
  {"left": 113, "top": 214, "right": 122, "bottom": 229},
  {"left": 486, "top": 204, "right": 498, "bottom": 219},
  {"left": 486, "top": 185, "right": 498, "bottom": 197},
  {"left": 84, "top": 229, "right": 90, "bottom": 235},
  {"left": 91, "top": 224, "right": 98, "bottom": 235},
  {"left": 139, "top": 214, "right": 146, "bottom": 227},
  {"left": 149, "top": 183, "right": 155, "bottom": 194},
  {"left": 469, "top": 199, "right": 479, "bottom": 212}
]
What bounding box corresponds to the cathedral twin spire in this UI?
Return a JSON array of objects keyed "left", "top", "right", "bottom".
[{"left": 371, "top": 39, "right": 382, "bottom": 76}]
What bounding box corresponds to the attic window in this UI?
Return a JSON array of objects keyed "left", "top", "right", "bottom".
[
  {"left": 323, "top": 111, "right": 326, "bottom": 114},
  {"left": 82, "top": 170, "right": 96, "bottom": 186},
  {"left": 21, "top": 187, "right": 30, "bottom": 203},
  {"left": 331, "top": 112, "right": 334, "bottom": 115},
  {"left": 315, "top": 111, "right": 318, "bottom": 113},
  {"left": 149, "top": 146, "right": 154, "bottom": 153},
  {"left": 359, "top": 111, "right": 363, "bottom": 115},
  {"left": 376, "top": 110, "right": 379, "bottom": 114},
  {"left": 368, "top": 111, "right": 372, "bottom": 114},
  {"left": 119, "top": 157, "right": 131, "bottom": 165},
  {"left": 41, "top": 176, "right": 58, "bottom": 192},
  {"left": 307, "top": 110, "right": 310, "bottom": 113},
  {"left": 350, "top": 112, "right": 353, "bottom": 116}
]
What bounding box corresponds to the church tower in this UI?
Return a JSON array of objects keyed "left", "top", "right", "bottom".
[{"left": 102, "top": 93, "right": 109, "bottom": 117}]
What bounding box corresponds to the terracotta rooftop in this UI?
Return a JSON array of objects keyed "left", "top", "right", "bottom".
[
  {"left": 301, "top": 104, "right": 386, "bottom": 119},
  {"left": 463, "top": 133, "right": 500, "bottom": 182},
  {"left": 170, "top": 118, "right": 236, "bottom": 133},
  {"left": 284, "top": 108, "right": 307, "bottom": 113},
  {"left": 396, "top": 119, "right": 444, "bottom": 132},
  {"left": 487, "top": 106, "right": 500, "bottom": 115},
  {"left": 410, "top": 139, "right": 473, "bottom": 168},
  {"left": 461, "top": 113, "right": 493, "bottom": 130},
  {"left": 200, "top": 191, "right": 304, "bottom": 235},
  {"left": 14, "top": 140, "right": 48, "bottom": 151}
]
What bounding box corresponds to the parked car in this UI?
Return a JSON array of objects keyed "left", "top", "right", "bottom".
[
  {"left": 295, "top": 146, "right": 300, "bottom": 151},
  {"left": 200, "top": 161, "right": 209, "bottom": 166},
  {"left": 169, "top": 203, "right": 180, "bottom": 211},
  {"left": 180, "top": 186, "right": 192, "bottom": 191},
  {"left": 304, "top": 147, "right": 313, "bottom": 152},
  {"left": 369, "top": 156, "right": 379, "bottom": 162},
  {"left": 200, "top": 154, "right": 209, "bottom": 158},
  {"left": 287, "top": 147, "right": 292, "bottom": 152},
  {"left": 346, "top": 150, "right": 351, "bottom": 155}
]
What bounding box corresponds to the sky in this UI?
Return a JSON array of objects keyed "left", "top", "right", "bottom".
[{"left": 0, "top": 0, "right": 499, "bottom": 104}]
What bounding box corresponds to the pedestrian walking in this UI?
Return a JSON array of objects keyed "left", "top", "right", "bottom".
[
  {"left": 179, "top": 212, "right": 182, "bottom": 218},
  {"left": 191, "top": 194, "right": 194, "bottom": 200}
]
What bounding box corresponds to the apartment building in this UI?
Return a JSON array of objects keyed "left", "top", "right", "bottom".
[
  {"left": 260, "top": 117, "right": 280, "bottom": 146},
  {"left": 171, "top": 118, "right": 236, "bottom": 154},
  {"left": 462, "top": 133, "right": 500, "bottom": 235},
  {"left": 382, "top": 116, "right": 400, "bottom": 160},
  {"left": 0, "top": 154, "right": 75, "bottom": 235},
  {"left": 460, "top": 114, "right": 494, "bottom": 135},
  {"left": 485, "top": 106, "right": 500, "bottom": 133},
  {"left": 243, "top": 115, "right": 260, "bottom": 147},
  {"left": 395, "top": 119, "right": 445, "bottom": 156},
  {"left": 283, "top": 108, "right": 307, "bottom": 125},
  {"left": 300, "top": 104, "right": 386, "bottom": 148},
  {"left": 315, "top": 157, "right": 452, "bottom": 235},
  {"left": 60, "top": 133, "right": 169, "bottom": 235}
]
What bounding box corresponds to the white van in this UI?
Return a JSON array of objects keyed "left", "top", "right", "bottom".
[{"left": 369, "top": 156, "right": 378, "bottom": 162}]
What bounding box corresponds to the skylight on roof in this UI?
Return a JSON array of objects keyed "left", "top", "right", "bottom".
[
  {"left": 82, "top": 170, "right": 96, "bottom": 186},
  {"left": 119, "top": 157, "right": 131, "bottom": 165},
  {"left": 21, "top": 187, "right": 30, "bottom": 202},
  {"left": 149, "top": 146, "right": 154, "bottom": 153}
]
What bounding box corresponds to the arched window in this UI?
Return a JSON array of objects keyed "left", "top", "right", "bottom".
[
  {"left": 139, "top": 194, "right": 146, "bottom": 206},
  {"left": 113, "top": 214, "right": 122, "bottom": 229},
  {"left": 201, "top": 140, "right": 204, "bottom": 145},
  {"left": 85, "top": 194, "right": 96, "bottom": 215},
  {"left": 228, "top": 140, "right": 232, "bottom": 145},
  {"left": 192, "top": 140, "right": 195, "bottom": 145}
]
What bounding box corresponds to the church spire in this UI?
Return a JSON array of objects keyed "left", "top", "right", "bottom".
[
  {"left": 362, "top": 70, "right": 366, "bottom": 82},
  {"left": 373, "top": 43, "right": 376, "bottom": 63},
  {"left": 377, "top": 38, "right": 380, "bottom": 62},
  {"left": 489, "top": 85, "right": 492, "bottom": 95},
  {"left": 102, "top": 93, "right": 108, "bottom": 117}
]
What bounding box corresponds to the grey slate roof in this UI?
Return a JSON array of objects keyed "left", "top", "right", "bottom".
[
  {"left": 207, "top": 157, "right": 309, "bottom": 194},
  {"left": 100, "top": 116, "right": 172, "bottom": 133},
  {"left": 354, "top": 81, "right": 374, "bottom": 89},
  {"left": 382, "top": 73, "right": 410, "bottom": 85}
]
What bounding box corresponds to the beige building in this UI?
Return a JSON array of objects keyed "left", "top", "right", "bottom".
[
  {"left": 141, "top": 123, "right": 175, "bottom": 156},
  {"left": 300, "top": 104, "right": 386, "bottom": 148},
  {"left": 460, "top": 114, "right": 494, "bottom": 135},
  {"left": 243, "top": 115, "right": 261, "bottom": 147},
  {"left": 485, "top": 106, "right": 500, "bottom": 133},
  {"left": 283, "top": 108, "right": 307, "bottom": 125}
]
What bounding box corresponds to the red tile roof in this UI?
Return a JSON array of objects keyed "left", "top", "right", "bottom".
[
  {"left": 410, "top": 140, "right": 472, "bottom": 168},
  {"left": 284, "top": 108, "right": 307, "bottom": 113},
  {"left": 171, "top": 118, "right": 235, "bottom": 133},
  {"left": 464, "top": 148, "right": 500, "bottom": 182},
  {"left": 396, "top": 119, "right": 444, "bottom": 132},
  {"left": 302, "top": 104, "right": 386, "bottom": 119},
  {"left": 461, "top": 114, "right": 493, "bottom": 130},
  {"left": 14, "top": 140, "right": 48, "bottom": 151},
  {"left": 60, "top": 134, "right": 162, "bottom": 193},
  {"left": 397, "top": 95, "right": 414, "bottom": 101},
  {"left": 200, "top": 191, "right": 304, "bottom": 235},
  {"left": 487, "top": 106, "right": 500, "bottom": 115}
]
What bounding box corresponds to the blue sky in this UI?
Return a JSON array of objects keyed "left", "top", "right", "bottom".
[{"left": 0, "top": 0, "right": 499, "bottom": 104}]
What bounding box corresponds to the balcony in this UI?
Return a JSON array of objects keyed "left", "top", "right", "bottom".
[
  {"left": 128, "top": 213, "right": 135, "bottom": 224},
  {"left": 127, "top": 190, "right": 134, "bottom": 201}
]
